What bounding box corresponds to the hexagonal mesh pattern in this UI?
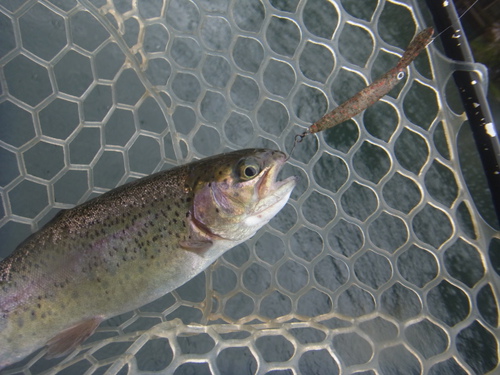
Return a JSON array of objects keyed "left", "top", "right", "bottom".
[{"left": 1, "top": 0, "right": 499, "bottom": 374}]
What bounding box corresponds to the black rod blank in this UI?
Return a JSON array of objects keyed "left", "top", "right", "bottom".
[{"left": 426, "top": 0, "right": 500, "bottom": 224}]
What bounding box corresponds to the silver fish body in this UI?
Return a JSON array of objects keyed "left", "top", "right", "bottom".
[{"left": 0, "top": 149, "right": 296, "bottom": 369}]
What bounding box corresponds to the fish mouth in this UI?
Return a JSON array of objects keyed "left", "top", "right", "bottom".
[{"left": 256, "top": 151, "right": 296, "bottom": 210}]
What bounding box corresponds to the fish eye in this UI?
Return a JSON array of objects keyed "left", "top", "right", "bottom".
[
  {"left": 244, "top": 166, "right": 258, "bottom": 177},
  {"left": 238, "top": 159, "right": 261, "bottom": 180}
]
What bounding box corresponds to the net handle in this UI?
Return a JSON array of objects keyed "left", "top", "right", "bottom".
[{"left": 426, "top": 0, "right": 500, "bottom": 225}]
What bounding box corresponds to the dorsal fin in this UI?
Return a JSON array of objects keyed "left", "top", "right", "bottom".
[{"left": 45, "top": 317, "right": 103, "bottom": 358}]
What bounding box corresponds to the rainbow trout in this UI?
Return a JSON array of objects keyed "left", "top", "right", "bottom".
[{"left": 0, "top": 149, "right": 296, "bottom": 369}]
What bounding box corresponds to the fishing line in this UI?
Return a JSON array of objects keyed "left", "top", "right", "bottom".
[{"left": 429, "top": 0, "right": 479, "bottom": 42}]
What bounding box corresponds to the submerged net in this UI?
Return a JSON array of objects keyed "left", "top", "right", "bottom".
[{"left": 0, "top": 0, "right": 499, "bottom": 374}]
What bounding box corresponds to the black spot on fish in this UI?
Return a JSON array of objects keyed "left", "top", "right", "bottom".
[{"left": 216, "top": 208, "right": 220, "bottom": 213}]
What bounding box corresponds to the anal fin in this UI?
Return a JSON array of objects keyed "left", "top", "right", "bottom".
[{"left": 45, "top": 316, "right": 103, "bottom": 358}]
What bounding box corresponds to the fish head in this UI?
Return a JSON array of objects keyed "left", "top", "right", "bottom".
[{"left": 188, "top": 149, "right": 296, "bottom": 242}]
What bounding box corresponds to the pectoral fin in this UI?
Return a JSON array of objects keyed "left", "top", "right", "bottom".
[
  {"left": 180, "top": 210, "right": 218, "bottom": 255},
  {"left": 179, "top": 238, "right": 213, "bottom": 254},
  {"left": 46, "top": 316, "right": 103, "bottom": 358}
]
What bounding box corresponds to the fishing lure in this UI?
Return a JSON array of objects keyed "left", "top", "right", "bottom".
[{"left": 293, "top": 27, "right": 434, "bottom": 146}]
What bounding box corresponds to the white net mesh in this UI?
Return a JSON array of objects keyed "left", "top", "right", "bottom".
[{"left": 1, "top": 0, "right": 499, "bottom": 374}]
